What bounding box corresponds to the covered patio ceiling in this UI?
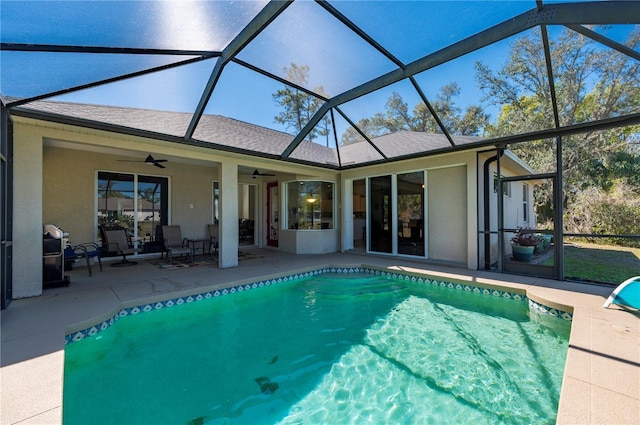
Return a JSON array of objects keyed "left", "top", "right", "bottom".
[{"left": 1, "top": 0, "right": 639, "bottom": 170}]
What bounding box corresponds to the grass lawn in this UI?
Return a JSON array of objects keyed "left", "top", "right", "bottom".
[{"left": 543, "top": 242, "right": 640, "bottom": 284}]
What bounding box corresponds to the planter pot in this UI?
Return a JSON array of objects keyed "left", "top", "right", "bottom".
[
  {"left": 538, "top": 235, "right": 553, "bottom": 245},
  {"left": 534, "top": 235, "right": 553, "bottom": 253},
  {"left": 540, "top": 234, "right": 553, "bottom": 245},
  {"left": 512, "top": 244, "right": 535, "bottom": 262}
]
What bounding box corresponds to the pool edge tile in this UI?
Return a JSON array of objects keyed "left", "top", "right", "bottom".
[{"left": 64, "top": 264, "right": 572, "bottom": 345}]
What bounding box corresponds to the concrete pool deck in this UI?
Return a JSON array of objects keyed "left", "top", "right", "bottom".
[{"left": 1, "top": 250, "right": 638, "bottom": 424}]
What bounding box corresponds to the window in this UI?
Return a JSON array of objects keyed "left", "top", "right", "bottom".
[
  {"left": 286, "top": 181, "right": 334, "bottom": 230},
  {"left": 493, "top": 173, "right": 511, "bottom": 197},
  {"left": 522, "top": 183, "right": 529, "bottom": 222}
]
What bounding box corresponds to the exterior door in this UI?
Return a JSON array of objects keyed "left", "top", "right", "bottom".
[
  {"left": 267, "top": 181, "right": 278, "bottom": 247},
  {"left": 369, "top": 175, "right": 392, "bottom": 253},
  {"left": 397, "top": 171, "right": 425, "bottom": 256}
]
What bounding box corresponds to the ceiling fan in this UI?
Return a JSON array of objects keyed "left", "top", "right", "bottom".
[
  {"left": 252, "top": 169, "right": 275, "bottom": 178},
  {"left": 117, "top": 154, "right": 168, "bottom": 168}
]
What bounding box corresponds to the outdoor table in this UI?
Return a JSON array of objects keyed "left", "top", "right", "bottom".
[{"left": 186, "top": 238, "right": 210, "bottom": 258}]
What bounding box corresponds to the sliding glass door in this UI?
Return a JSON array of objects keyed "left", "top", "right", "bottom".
[
  {"left": 97, "top": 172, "right": 168, "bottom": 254},
  {"left": 397, "top": 172, "right": 424, "bottom": 256},
  {"left": 369, "top": 175, "right": 392, "bottom": 253},
  {"left": 367, "top": 172, "right": 425, "bottom": 257}
]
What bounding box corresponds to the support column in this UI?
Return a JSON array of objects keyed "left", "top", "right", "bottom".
[
  {"left": 13, "top": 124, "right": 43, "bottom": 298},
  {"left": 341, "top": 179, "right": 353, "bottom": 252},
  {"left": 219, "top": 160, "right": 239, "bottom": 268},
  {"left": 466, "top": 154, "right": 478, "bottom": 270}
]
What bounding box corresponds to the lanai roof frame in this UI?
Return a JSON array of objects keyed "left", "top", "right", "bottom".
[{"left": 1, "top": 0, "right": 639, "bottom": 169}]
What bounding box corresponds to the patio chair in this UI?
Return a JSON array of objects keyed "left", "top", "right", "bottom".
[
  {"left": 103, "top": 229, "right": 139, "bottom": 267},
  {"left": 208, "top": 224, "right": 219, "bottom": 256},
  {"left": 64, "top": 242, "right": 103, "bottom": 276},
  {"left": 162, "top": 225, "right": 191, "bottom": 264}
]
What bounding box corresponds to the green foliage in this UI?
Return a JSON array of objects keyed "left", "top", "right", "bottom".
[
  {"left": 478, "top": 26, "right": 640, "bottom": 241},
  {"left": 397, "top": 193, "right": 423, "bottom": 222},
  {"left": 272, "top": 64, "right": 331, "bottom": 145},
  {"left": 564, "top": 182, "right": 640, "bottom": 247},
  {"left": 607, "top": 151, "right": 640, "bottom": 188},
  {"left": 340, "top": 83, "right": 488, "bottom": 145},
  {"left": 138, "top": 187, "right": 161, "bottom": 204}
]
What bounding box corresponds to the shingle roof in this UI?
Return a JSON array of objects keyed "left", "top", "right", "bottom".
[
  {"left": 17, "top": 99, "right": 192, "bottom": 138},
  {"left": 14, "top": 99, "right": 343, "bottom": 164},
  {"left": 12, "top": 100, "right": 486, "bottom": 167},
  {"left": 339, "top": 131, "right": 482, "bottom": 165}
]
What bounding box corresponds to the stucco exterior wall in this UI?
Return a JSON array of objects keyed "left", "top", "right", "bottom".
[
  {"left": 11, "top": 118, "right": 265, "bottom": 296},
  {"left": 427, "top": 165, "right": 468, "bottom": 265},
  {"left": 13, "top": 114, "right": 539, "bottom": 300},
  {"left": 164, "top": 161, "right": 217, "bottom": 241},
  {"left": 341, "top": 151, "right": 478, "bottom": 268},
  {"left": 10, "top": 117, "right": 346, "bottom": 298},
  {"left": 279, "top": 229, "right": 339, "bottom": 254},
  {"left": 43, "top": 146, "right": 101, "bottom": 244},
  {"left": 43, "top": 146, "right": 217, "bottom": 245},
  {"left": 13, "top": 123, "right": 45, "bottom": 298}
]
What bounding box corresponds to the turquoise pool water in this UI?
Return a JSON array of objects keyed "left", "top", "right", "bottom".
[{"left": 63, "top": 273, "right": 570, "bottom": 424}]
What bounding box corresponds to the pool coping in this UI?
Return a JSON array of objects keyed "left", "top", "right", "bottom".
[{"left": 64, "top": 263, "right": 573, "bottom": 344}]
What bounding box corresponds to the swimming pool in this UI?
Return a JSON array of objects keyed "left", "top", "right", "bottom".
[{"left": 63, "top": 268, "right": 571, "bottom": 424}]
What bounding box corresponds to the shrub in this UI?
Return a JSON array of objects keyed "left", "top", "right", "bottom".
[{"left": 564, "top": 181, "right": 640, "bottom": 248}]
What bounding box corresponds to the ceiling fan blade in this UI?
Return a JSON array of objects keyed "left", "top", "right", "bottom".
[
  {"left": 143, "top": 154, "right": 168, "bottom": 167},
  {"left": 117, "top": 154, "right": 168, "bottom": 167},
  {"left": 252, "top": 169, "right": 275, "bottom": 178}
]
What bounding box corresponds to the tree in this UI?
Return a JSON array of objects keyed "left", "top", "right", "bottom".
[
  {"left": 476, "top": 26, "right": 640, "bottom": 236},
  {"left": 341, "top": 83, "right": 488, "bottom": 145},
  {"left": 273, "top": 64, "right": 331, "bottom": 145}
]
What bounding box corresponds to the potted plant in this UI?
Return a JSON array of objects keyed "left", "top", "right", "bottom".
[{"left": 510, "top": 227, "right": 540, "bottom": 262}]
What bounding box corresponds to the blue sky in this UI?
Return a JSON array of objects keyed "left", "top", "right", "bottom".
[{"left": 1, "top": 1, "right": 637, "bottom": 144}]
